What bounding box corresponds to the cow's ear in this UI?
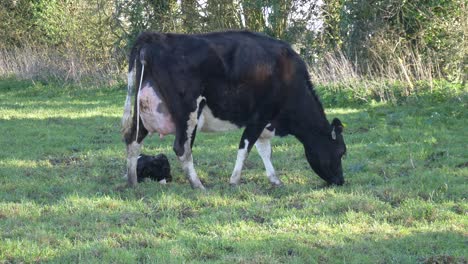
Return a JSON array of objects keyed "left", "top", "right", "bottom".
[
  {"left": 332, "top": 118, "right": 344, "bottom": 134},
  {"left": 331, "top": 118, "right": 344, "bottom": 140}
]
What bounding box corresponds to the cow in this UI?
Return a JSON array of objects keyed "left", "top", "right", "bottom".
[{"left": 121, "top": 31, "right": 346, "bottom": 189}]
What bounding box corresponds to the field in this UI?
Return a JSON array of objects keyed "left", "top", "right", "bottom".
[{"left": 0, "top": 78, "right": 466, "bottom": 263}]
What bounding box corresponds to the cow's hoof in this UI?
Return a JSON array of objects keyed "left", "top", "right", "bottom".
[
  {"left": 229, "top": 178, "right": 241, "bottom": 186},
  {"left": 270, "top": 180, "right": 283, "bottom": 187},
  {"left": 127, "top": 182, "right": 138, "bottom": 188},
  {"left": 191, "top": 183, "right": 206, "bottom": 190}
]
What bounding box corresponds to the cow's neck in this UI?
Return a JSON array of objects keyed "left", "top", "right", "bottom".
[{"left": 287, "top": 88, "right": 330, "bottom": 145}]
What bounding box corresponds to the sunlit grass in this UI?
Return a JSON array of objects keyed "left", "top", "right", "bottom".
[{"left": 0, "top": 79, "right": 466, "bottom": 263}]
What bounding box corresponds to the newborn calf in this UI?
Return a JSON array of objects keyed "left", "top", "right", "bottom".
[{"left": 137, "top": 154, "right": 172, "bottom": 184}]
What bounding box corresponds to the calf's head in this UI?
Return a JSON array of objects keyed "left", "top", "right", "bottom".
[{"left": 304, "top": 118, "right": 346, "bottom": 185}]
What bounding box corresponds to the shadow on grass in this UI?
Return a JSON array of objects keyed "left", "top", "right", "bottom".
[{"left": 0, "top": 100, "right": 118, "bottom": 111}]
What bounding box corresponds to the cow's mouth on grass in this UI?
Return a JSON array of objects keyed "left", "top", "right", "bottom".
[
  {"left": 306, "top": 152, "right": 345, "bottom": 186},
  {"left": 317, "top": 167, "right": 345, "bottom": 186}
]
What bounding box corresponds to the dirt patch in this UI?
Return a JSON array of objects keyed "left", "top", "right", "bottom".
[
  {"left": 425, "top": 151, "right": 448, "bottom": 167},
  {"left": 48, "top": 155, "right": 82, "bottom": 166},
  {"left": 287, "top": 200, "right": 304, "bottom": 210},
  {"left": 241, "top": 210, "right": 265, "bottom": 223},
  {"left": 178, "top": 207, "right": 196, "bottom": 221},
  {"left": 421, "top": 255, "right": 466, "bottom": 264},
  {"left": 349, "top": 127, "right": 369, "bottom": 134}
]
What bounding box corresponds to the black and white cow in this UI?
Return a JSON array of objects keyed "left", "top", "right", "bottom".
[{"left": 122, "top": 31, "right": 346, "bottom": 189}]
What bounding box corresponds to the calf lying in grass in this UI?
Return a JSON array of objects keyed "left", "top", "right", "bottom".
[{"left": 136, "top": 154, "right": 172, "bottom": 184}]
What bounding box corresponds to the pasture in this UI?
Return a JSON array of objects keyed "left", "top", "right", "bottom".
[{"left": 0, "top": 78, "right": 466, "bottom": 263}]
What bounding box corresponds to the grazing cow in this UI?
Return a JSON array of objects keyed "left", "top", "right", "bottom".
[
  {"left": 137, "top": 154, "right": 172, "bottom": 183},
  {"left": 122, "top": 31, "right": 346, "bottom": 189}
]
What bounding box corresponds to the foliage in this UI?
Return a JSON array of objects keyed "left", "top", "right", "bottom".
[
  {"left": 0, "top": 79, "right": 467, "bottom": 262},
  {"left": 320, "top": 0, "right": 466, "bottom": 82},
  {"left": 316, "top": 77, "right": 467, "bottom": 107},
  {"left": 1, "top": 0, "right": 122, "bottom": 72},
  {"left": 0, "top": 0, "right": 465, "bottom": 97},
  {"left": 0, "top": 0, "right": 39, "bottom": 47}
]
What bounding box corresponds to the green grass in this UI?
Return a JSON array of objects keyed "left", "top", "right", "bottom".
[{"left": 0, "top": 78, "right": 466, "bottom": 263}]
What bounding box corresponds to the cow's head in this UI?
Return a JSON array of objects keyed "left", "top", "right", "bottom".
[{"left": 304, "top": 118, "right": 346, "bottom": 185}]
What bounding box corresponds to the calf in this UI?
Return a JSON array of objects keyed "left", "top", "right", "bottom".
[
  {"left": 122, "top": 31, "right": 346, "bottom": 189},
  {"left": 137, "top": 154, "right": 172, "bottom": 183}
]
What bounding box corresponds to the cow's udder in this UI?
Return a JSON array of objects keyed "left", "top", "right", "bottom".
[{"left": 139, "top": 84, "right": 176, "bottom": 137}]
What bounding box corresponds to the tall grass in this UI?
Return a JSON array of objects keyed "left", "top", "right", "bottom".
[
  {"left": 0, "top": 45, "right": 124, "bottom": 86},
  {"left": 0, "top": 43, "right": 463, "bottom": 102},
  {"left": 309, "top": 49, "right": 463, "bottom": 105}
]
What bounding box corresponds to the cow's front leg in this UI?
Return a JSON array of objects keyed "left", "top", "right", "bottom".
[{"left": 230, "top": 123, "right": 268, "bottom": 185}]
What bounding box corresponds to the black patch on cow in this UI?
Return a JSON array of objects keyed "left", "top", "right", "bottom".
[
  {"left": 137, "top": 154, "right": 172, "bottom": 183},
  {"left": 197, "top": 98, "right": 206, "bottom": 119},
  {"left": 156, "top": 102, "right": 169, "bottom": 115}
]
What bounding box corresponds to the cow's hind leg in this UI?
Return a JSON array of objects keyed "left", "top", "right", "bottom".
[
  {"left": 178, "top": 140, "right": 205, "bottom": 190},
  {"left": 126, "top": 141, "right": 141, "bottom": 186},
  {"left": 124, "top": 120, "right": 148, "bottom": 187},
  {"left": 174, "top": 97, "right": 205, "bottom": 190},
  {"left": 255, "top": 128, "right": 282, "bottom": 186},
  {"left": 230, "top": 123, "right": 268, "bottom": 185}
]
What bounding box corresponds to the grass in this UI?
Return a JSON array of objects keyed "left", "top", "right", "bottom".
[{"left": 0, "top": 78, "right": 466, "bottom": 263}]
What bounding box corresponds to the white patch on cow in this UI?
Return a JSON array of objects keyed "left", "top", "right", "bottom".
[
  {"left": 158, "top": 179, "right": 167, "bottom": 184},
  {"left": 126, "top": 141, "right": 141, "bottom": 186},
  {"left": 128, "top": 67, "right": 136, "bottom": 89},
  {"left": 230, "top": 139, "right": 249, "bottom": 185},
  {"left": 198, "top": 106, "right": 240, "bottom": 132},
  {"left": 255, "top": 137, "right": 282, "bottom": 186},
  {"left": 121, "top": 68, "right": 136, "bottom": 135},
  {"left": 135, "top": 64, "right": 145, "bottom": 142},
  {"left": 188, "top": 97, "right": 203, "bottom": 132},
  {"left": 184, "top": 96, "right": 203, "bottom": 145},
  {"left": 260, "top": 125, "right": 275, "bottom": 138}
]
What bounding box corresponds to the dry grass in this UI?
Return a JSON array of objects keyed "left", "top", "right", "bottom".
[
  {"left": 0, "top": 44, "right": 461, "bottom": 101},
  {"left": 0, "top": 46, "right": 124, "bottom": 86},
  {"left": 309, "top": 49, "right": 450, "bottom": 103}
]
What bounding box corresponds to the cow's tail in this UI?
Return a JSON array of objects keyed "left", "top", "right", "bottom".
[{"left": 121, "top": 47, "right": 139, "bottom": 137}]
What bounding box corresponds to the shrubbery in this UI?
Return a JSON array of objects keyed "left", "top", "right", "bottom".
[{"left": 0, "top": 0, "right": 465, "bottom": 101}]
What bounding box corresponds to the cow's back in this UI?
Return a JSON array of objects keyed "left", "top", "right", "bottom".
[{"left": 195, "top": 31, "right": 308, "bottom": 129}]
